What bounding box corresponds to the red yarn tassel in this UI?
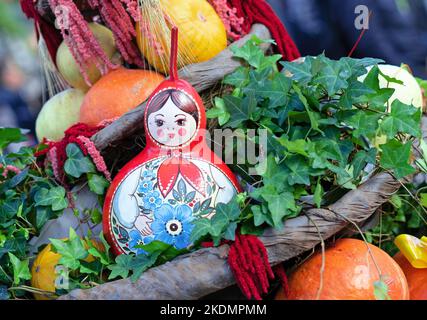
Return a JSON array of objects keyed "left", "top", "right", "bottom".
[
  {"left": 226, "top": 232, "right": 291, "bottom": 300},
  {"left": 273, "top": 264, "right": 289, "bottom": 298},
  {"left": 228, "top": 0, "right": 301, "bottom": 61},
  {"left": 227, "top": 233, "right": 273, "bottom": 300}
]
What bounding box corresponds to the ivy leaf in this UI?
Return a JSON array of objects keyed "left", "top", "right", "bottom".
[
  {"left": 281, "top": 58, "right": 313, "bottom": 84},
  {"left": 339, "top": 57, "right": 384, "bottom": 78},
  {"left": 87, "top": 236, "right": 111, "bottom": 266},
  {"left": 223, "top": 67, "right": 249, "bottom": 87},
  {"left": 362, "top": 66, "right": 395, "bottom": 109},
  {"left": 313, "top": 56, "right": 349, "bottom": 96},
  {"left": 137, "top": 240, "right": 186, "bottom": 264},
  {"left": 277, "top": 137, "right": 308, "bottom": 157},
  {"left": 339, "top": 80, "right": 376, "bottom": 108},
  {"left": 6, "top": 167, "right": 29, "bottom": 188},
  {"left": 0, "top": 199, "right": 21, "bottom": 222},
  {"left": 363, "top": 65, "right": 381, "bottom": 91},
  {"left": 129, "top": 251, "right": 162, "bottom": 282},
  {"left": 257, "top": 73, "right": 291, "bottom": 109},
  {"left": 222, "top": 92, "right": 257, "bottom": 127},
  {"left": 8, "top": 252, "right": 31, "bottom": 284},
  {"left": 206, "top": 97, "right": 230, "bottom": 126},
  {"left": 251, "top": 205, "right": 273, "bottom": 227},
  {"left": 420, "top": 193, "right": 427, "bottom": 208},
  {"left": 35, "top": 206, "right": 53, "bottom": 230},
  {"left": 107, "top": 254, "right": 134, "bottom": 280},
  {"left": 215, "top": 198, "right": 240, "bottom": 222},
  {"left": 190, "top": 218, "right": 212, "bottom": 243},
  {"left": 87, "top": 174, "right": 110, "bottom": 195},
  {"left": 408, "top": 211, "right": 421, "bottom": 228},
  {"left": 256, "top": 155, "right": 290, "bottom": 193},
  {"left": 380, "top": 139, "right": 415, "bottom": 179},
  {"left": 286, "top": 158, "right": 319, "bottom": 186},
  {"left": 293, "top": 84, "right": 321, "bottom": 133},
  {"left": 261, "top": 191, "right": 297, "bottom": 227},
  {"left": 64, "top": 143, "right": 96, "bottom": 178},
  {"left": 231, "top": 37, "right": 265, "bottom": 68},
  {"left": 34, "top": 186, "right": 68, "bottom": 211},
  {"left": 346, "top": 111, "right": 382, "bottom": 138},
  {"left": 351, "top": 149, "right": 377, "bottom": 178},
  {"left": 50, "top": 229, "right": 88, "bottom": 270},
  {"left": 314, "top": 179, "right": 323, "bottom": 208},
  {"left": 240, "top": 220, "right": 265, "bottom": 236},
  {"left": 223, "top": 222, "right": 238, "bottom": 241},
  {"left": 378, "top": 68, "right": 404, "bottom": 85},
  {"left": 231, "top": 36, "right": 280, "bottom": 70},
  {"left": 79, "top": 260, "right": 102, "bottom": 275},
  {"left": 0, "top": 128, "right": 26, "bottom": 150},
  {"left": 380, "top": 100, "right": 421, "bottom": 138}
]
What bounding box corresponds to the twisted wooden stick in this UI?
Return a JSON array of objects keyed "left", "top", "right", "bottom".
[{"left": 60, "top": 172, "right": 399, "bottom": 300}]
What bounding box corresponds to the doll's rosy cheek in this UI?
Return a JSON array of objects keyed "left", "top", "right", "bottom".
[
  {"left": 157, "top": 129, "right": 164, "bottom": 137},
  {"left": 178, "top": 128, "right": 187, "bottom": 137}
]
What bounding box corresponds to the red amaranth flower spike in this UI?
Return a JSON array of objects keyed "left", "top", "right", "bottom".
[
  {"left": 88, "top": 0, "right": 145, "bottom": 67},
  {"left": 36, "top": 122, "right": 111, "bottom": 186},
  {"left": 48, "top": 0, "right": 117, "bottom": 85},
  {"left": 208, "top": 0, "right": 245, "bottom": 41},
  {"left": 77, "top": 136, "right": 112, "bottom": 181},
  {"left": 0, "top": 164, "right": 22, "bottom": 178}
]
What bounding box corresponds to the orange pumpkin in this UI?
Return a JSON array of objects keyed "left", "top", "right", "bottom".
[
  {"left": 394, "top": 252, "right": 427, "bottom": 300},
  {"left": 136, "top": 0, "right": 227, "bottom": 74},
  {"left": 276, "top": 239, "right": 409, "bottom": 300},
  {"left": 31, "top": 240, "right": 104, "bottom": 300},
  {"left": 79, "top": 67, "right": 164, "bottom": 126}
]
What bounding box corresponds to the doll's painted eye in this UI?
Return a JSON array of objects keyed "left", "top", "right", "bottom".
[
  {"left": 155, "top": 119, "right": 164, "bottom": 127},
  {"left": 176, "top": 118, "right": 186, "bottom": 127}
]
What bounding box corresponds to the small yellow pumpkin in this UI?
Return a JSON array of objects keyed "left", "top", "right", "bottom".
[
  {"left": 31, "top": 240, "right": 104, "bottom": 300},
  {"left": 136, "top": 0, "right": 227, "bottom": 74}
]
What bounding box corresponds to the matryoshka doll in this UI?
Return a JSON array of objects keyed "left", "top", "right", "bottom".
[{"left": 103, "top": 27, "right": 241, "bottom": 255}]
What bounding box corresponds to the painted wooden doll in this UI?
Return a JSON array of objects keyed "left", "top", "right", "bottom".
[{"left": 103, "top": 27, "right": 241, "bottom": 255}]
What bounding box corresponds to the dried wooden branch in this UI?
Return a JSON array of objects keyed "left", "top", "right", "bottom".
[
  {"left": 91, "top": 24, "right": 272, "bottom": 152},
  {"left": 60, "top": 172, "right": 399, "bottom": 300}
]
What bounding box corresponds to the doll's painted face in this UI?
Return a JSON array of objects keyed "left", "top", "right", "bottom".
[{"left": 147, "top": 90, "right": 199, "bottom": 147}]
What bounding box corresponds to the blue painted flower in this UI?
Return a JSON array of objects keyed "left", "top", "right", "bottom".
[
  {"left": 128, "top": 231, "right": 155, "bottom": 255},
  {"left": 143, "top": 190, "right": 162, "bottom": 211},
  {"left": 142, "top": 170, "right": 155, "bottom": 180},
  {"left": 128, "top": 230, "right": 147, "bottom": 255},
  {"left": 138, "top": 179, "right": 153, "bottom": 194},
  {"left": 151, "top": 204, "right": 195, "bottom": 249}
]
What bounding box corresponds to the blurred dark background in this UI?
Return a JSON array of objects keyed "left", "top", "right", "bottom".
[
  {"left": 268, "top": 0, "right": 427, "bottom": 77},
  {"left": 0, "top": 0, "right": 40, "bottom": 147},
  {"left": 0, "top": 0, "right": 426, "bottom": 138}
]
